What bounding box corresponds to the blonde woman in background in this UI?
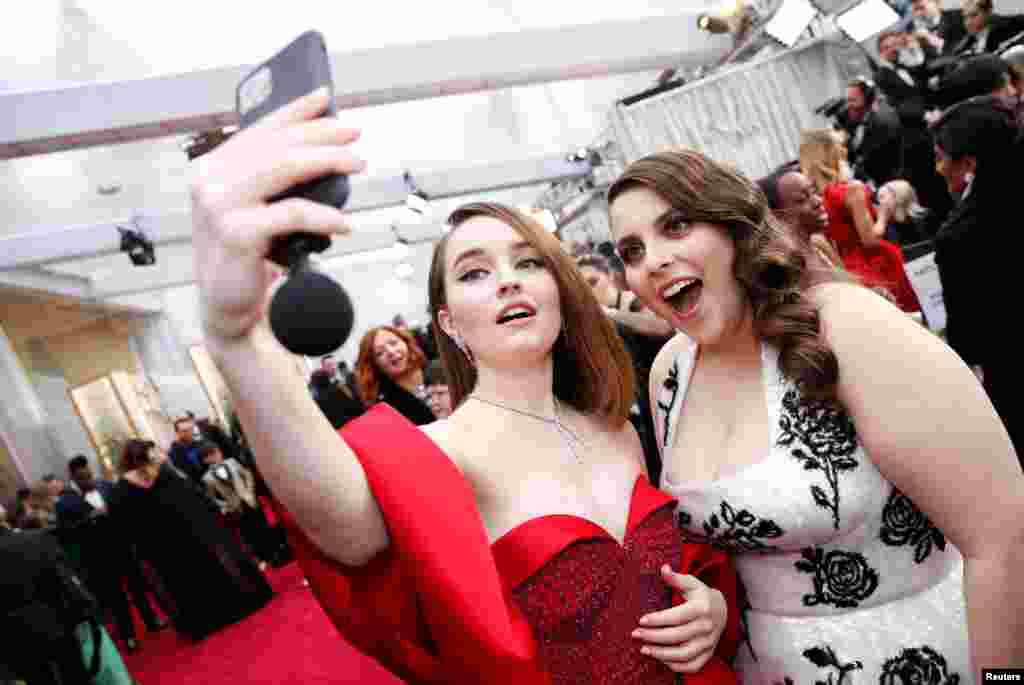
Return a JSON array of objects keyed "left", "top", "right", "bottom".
[
  {"left": 800, "top": 129, "right": 922, "bottom": 312},
  {"left": 877, "top": 179, "right": 932, "bottom": 246}
]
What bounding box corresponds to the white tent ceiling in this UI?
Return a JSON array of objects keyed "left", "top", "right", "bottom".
[{"left": 1, "top": 0, "right": 733, "bottom": 309}]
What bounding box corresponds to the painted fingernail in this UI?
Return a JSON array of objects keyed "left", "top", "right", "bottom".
[{"left": 640, "top": 647, "right": 650, "bottom": 655}]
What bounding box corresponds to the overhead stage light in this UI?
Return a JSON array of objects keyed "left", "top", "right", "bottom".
[
  {"left": 118, "top": 225, "right": 156, "bottom": 266},
  {"left": 698, "top": 14, "right": 732, "bottom": 33},
  {"left": 402, "top": 171, "right": 431, "bottom": 217},
  {"left": 698, "top": 0, "right": 751, "bottom": 36}
]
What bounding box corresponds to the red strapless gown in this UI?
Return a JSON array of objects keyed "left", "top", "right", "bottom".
[
  {"left": 277, "top": 404, "right": 740, "bottom": 685},
  {"left": 823, "top": 181, "right": 921, "bottom": 312}
]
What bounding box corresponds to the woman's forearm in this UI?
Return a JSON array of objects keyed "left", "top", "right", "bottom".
[
  {"left": 963, "top": 545, "right": 1024, "bottom": 676},
  {"left": 608, "top": 308, "right": 674, "bottom": 338},
  {"left": 206, "top": 322, "right": 389, "bottom": 566}
]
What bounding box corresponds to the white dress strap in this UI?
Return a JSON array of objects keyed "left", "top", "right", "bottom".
[{"left": 654, "top": 336, "right": 698, "bottom": 459}]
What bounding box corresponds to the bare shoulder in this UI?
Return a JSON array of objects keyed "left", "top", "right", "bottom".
[
  {"left": 418, "top": 419, "right": 465, "bottom": 473},
  {"left": 807, "top": 281, "right": 924, "bottom": 343}
]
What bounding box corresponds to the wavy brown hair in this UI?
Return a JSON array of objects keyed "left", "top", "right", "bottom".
[
  {"left": 354, "top": 325, "right": 428, "bottom": 404},
  {"left": 607, "top": 149, "right": 855, "bottom": 401},
  {"left": 429, "top": 202, "right": 635, "bottom": 428}
]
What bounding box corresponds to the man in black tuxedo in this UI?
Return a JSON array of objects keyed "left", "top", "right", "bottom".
[
  {"left": 911, "top": 0, "right": 967, "bottom": 55},
  {"left": 875, "top": 30, "right": 937, "bottom": 127},
  {"left": 950, "top": 0, "right": 1024, "bottom": 56},
  {"left": 841, "top": 79, "right": 905, "bottom": 188},
  {"left": 57, "top": 455, "right": 166, "bottom": 652}
]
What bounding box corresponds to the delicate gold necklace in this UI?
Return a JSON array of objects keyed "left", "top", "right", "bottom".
[{"left": 469, "top": 396, "right": 584, "bottom": 463}]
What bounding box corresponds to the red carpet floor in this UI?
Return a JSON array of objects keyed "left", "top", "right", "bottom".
[{"left": 121, "top": 562, "right": 403, "bottom": 684}]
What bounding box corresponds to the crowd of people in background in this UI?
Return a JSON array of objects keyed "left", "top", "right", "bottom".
[
  {"left": 3, "top": 409, "right": 285, "bottom": 663},
  {"left": 752, "top": 0, "right": 1024, "bottom": 460}
]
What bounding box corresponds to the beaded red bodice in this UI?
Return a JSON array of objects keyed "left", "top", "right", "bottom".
[{"left": 497, "top": 504, "right": 680, "bottom": 685}]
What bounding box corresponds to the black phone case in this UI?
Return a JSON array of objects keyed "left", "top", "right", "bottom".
[{"left": 236, "top": 30, "right": 350, "bottom": 268}]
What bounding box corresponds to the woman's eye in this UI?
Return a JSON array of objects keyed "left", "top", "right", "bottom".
[
  {"left": 457, "top": 268, "right": 487, "bottom": 283},
  {"left": 664, "top": 219, "right": 690, "bottom": 236},
  {"left": 518, "top": 258, "right": 545, "bottom": 270},
  {"left": 619, "top": 244, "right": 644, "bottom": 264}
]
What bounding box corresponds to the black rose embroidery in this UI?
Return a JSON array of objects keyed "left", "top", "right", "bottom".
[
  {"left": 678, "top": 501, "right": 784, "bottom": 552},
  {"left": 879, "top": 489, "right": 947, "bottom": 563},
  {"left": 879, "top": 646, "right": 960, "bottom": 685},
  {"left": 773, "top": 645, "right": 863, "bottom": 685},
  {"left": 657, "top": 361, "right": 681, "bottom": 448},
  {"left": 795, "top": 547, "right": 879, "bottom": 608},
  {"left": 777, "top": 389, "right": 859, "bottom": 530}
]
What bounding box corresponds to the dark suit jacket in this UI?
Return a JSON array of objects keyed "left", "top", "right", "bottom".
[
  {"left": 875, "top": 63, "right": 932, "bottom": 126},
  {"left": 937, "top": 9, "right": 968, "bottom": 56},
  {"left": 847, "top": 102, "right": 904, "bottom": 186},
  {"left": 951, "top": 13, "right": 1024, "bottom": 55},
  {"left": 56, "top": 481, "right": 116, "bottom": 528}
]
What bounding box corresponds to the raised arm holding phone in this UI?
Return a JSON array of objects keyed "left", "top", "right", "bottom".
[{"left": 190, "top": 38, "right": 741, "bottom": 682}]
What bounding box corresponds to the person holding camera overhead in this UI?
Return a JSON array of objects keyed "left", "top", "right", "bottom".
[{"left": 189, "top": 88, "right": 742, "bottom": 684}]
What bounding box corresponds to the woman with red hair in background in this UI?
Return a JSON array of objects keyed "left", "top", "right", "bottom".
[{"left": 354, "top": 325, "right": 436, "bottom": 425}]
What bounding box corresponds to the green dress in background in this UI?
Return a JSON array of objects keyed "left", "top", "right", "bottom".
[{"left": 77, "top": 622, "right": 135, "bottom": 685}]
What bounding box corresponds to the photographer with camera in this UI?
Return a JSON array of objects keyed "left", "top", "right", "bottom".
[
  {"left": 819, "top": 78, "right": 904, "bottom": 190},
  {"left": 818, "top": 75, "right": 952, "bottom": 222}
]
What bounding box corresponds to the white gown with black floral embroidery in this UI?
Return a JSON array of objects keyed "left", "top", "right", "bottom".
[{"left": 657, "top": 339, "right": 972, "bottom": 685}]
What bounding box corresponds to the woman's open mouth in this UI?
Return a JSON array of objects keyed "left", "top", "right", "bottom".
[{"left": 661, "top": 278, "right": 702, "bottom": 320}]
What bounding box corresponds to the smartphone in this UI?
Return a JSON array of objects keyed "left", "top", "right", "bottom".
[{"left": 236, "top": 31, "right": 351, "bottom": 268}]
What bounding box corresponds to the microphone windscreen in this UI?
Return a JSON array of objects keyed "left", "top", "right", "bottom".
[{"left": 269, "top": 267, "right": 354, "bottom": 357}]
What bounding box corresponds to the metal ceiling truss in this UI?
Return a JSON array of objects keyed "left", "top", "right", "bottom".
[
  {"left": 1, "top": 13, "right": 730, "bottom": 159},
  {"left": 2, "top": 11, "right": 734, "bottom": 302}
]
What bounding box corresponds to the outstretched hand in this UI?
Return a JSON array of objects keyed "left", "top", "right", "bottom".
[
  {"left": 633, "top": 565, "right": 728, "bottom": 674},
  {"left": 189, "top": 87, "right": 366, "bottom": 344}
]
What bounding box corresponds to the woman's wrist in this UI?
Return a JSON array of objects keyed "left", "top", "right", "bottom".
[{"left": 203, "top": 320, "right": 273, "bottom": 368}]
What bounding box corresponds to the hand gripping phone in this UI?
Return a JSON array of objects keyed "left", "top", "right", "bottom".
[
  {"left": 236, "top": 31, "right": 355, "bottom": 356},
  {"left": 236, "top": 30, "right": 351, "bottom": 268}
]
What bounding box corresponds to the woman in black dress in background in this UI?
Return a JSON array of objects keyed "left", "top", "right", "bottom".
[{"left": 111, "top": 440, "right": 273, "bottom": 642}]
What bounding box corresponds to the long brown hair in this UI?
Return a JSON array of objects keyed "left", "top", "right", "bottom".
[
  {"left": 354, "top": 325, "right": 427, "bottom": 404},
  {"left": 607, "top": 148, "right": 854, "bottom": 401},
  {"left": 429, "top": 202, "right": 635, "bottom": 428}
]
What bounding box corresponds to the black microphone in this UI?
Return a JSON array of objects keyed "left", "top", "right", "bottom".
[
  {"left": 267, "top": 233, "right": 355, "bottom": 358},
  {"left": 235, "top": 32, "right": 357, "bottom": 357}
]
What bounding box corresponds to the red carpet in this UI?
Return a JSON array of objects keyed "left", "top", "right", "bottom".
[{"left": 121, "top": 563, "right": 403, "bottom": 684}]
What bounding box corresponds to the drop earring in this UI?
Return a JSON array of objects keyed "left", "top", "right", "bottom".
[{"left": 452, "top": 331, "right": 475, "bottom": 364}]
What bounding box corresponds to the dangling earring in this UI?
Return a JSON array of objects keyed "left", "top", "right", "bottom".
[{"left": 452, "top": 331, "right": 475, "bottom": 364}]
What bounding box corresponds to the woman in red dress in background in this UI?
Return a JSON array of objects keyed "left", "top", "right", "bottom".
[
  {"left": 188, "top": 89, "right": 740, "bottom": 685},
  {"left": 800, "top": 129, "right": 921, "bottom": 313}
]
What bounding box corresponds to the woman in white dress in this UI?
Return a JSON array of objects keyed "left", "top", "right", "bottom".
[{"left": 606, "top": 148, "right": 1024, "bottom": 684}]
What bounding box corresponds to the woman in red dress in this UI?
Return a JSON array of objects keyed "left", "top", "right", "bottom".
[
  {"left": 799, "top": 129, "right": 922, "bottom": 312},
  {"left": 188, "top": 89, "right": 740, "bottom": 685}
]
